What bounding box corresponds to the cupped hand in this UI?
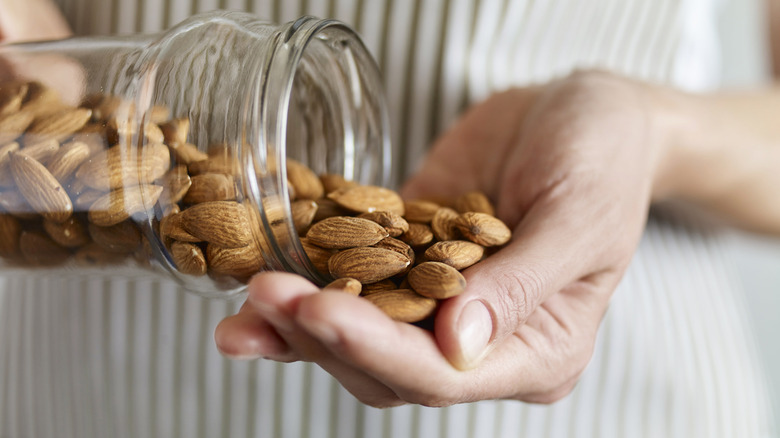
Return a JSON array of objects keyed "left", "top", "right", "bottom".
[{"left": 216, "top": 70, "right": 672, "bottom": 406}]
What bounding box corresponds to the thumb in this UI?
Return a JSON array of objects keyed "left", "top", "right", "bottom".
[{"left": 434, "top": 195, "right": 588, "bottom": 370}]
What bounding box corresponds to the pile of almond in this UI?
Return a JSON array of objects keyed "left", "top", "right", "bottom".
[
  {"left": 289, "top": 162, "right": 512, "bottom": 323},
  {"left": 0, "top": 79, "right": 512, "bottom": 322}
]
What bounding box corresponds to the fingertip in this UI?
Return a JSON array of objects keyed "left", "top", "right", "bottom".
[
  {"left": 435, "top": 297, "right": 495, "bottom": 370},
  {"left": 214, "top": 312, "right": 291, "bottom": 361}
]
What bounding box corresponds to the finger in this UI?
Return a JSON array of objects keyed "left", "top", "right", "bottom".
[
  {"left": 434, "top": 190, "right": 609, "bottom": 370},
  {"left": 245, "top": 272, "right": 404, "bottom": 407},
  {"left": 0, "top": 0, "right": 71, "bottom": 43},
  {"left": 214, "top": 304, "right": 296, "bottom": 362}
]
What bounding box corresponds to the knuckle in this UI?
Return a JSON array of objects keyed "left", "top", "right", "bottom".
[{"left": 492, "top": 268, "right": 547, "bottom": 328}]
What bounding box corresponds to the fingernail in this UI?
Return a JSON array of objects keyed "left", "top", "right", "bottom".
[{"left": 456, "top": 300, "right": 493, "bottom": 369}]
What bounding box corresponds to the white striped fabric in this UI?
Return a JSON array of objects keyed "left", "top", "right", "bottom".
[{"left": 1, "top": 0, "right": 776, "bottom": 437}]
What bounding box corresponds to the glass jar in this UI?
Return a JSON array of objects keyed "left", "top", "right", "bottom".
[{"left": 0, "top": 11, "right": 391, "bottom": 298}]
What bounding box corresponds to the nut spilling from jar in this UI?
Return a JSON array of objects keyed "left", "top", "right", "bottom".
[{"left": 0, "top": 80, "right": 513, "bottom": 322}]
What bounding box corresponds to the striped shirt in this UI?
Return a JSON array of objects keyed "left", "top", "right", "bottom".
[{"left": 1, "top": 0, "right": 776, "bottom": 437}]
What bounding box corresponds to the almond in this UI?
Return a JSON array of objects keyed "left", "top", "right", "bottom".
[
  {"left": 9, "top": 151, "right": 73, "bottom": 223},
  {"left": 431, "top": 207, "right": 461, "bottom": 241},
  {"left": 0, "top": 142, "right": 20, "bottom": 187},
  {"left": 187, "top": 153, "right": 237, "bottom": 175},
  {"left": 72, "top": 242, "right": 129, "bottom": 266},
  {"left": 88, "top": 220, "right": 141, "bottom": 253},
  {"left": 88, "top": 184, "right": 163, "bottom": 226},
  {"left": 183, "top": 173, "right": 236, "bottom": 204},
  {"left": 454, "top": 212, "right": 512, "bottom": 246},
  {"left": 20, "top": 137, "right": 59, "bottom": 165},
  {"left": 300, "top": 237, "right": 335, "bottom": 275},
  {"left": 169, "top": 142, "right": 208, "bottom": 164},
  {"left": 360, "top": 279, "right": 398, "bottom": 295},
  {"left": 46, "top": 140, "right": 91, "bottom": 183},
  {"left": 206, "top": 241, "right": 265, "bottom": 278},
  {"left": 403, "top": 199, "right": 440, "bottom": 223},
  {"left": 358, "top": 211, "right": 409, "bottom": 237},
  {"left": 160, "top": 211, "right": 201, "bottom": 242},
  {"left": 0, "top": 82, "right": 27, "bottom": 117},
  {"left": 323, "top": 277, "right": 362, "bottom": 296},
  {"left": 399, "top": 223, "right": 434, "bottom": 248},
  {"left": 73, "top": 189, "right": 105, "bottom": 212},
  {"left": 455, "top": 190, "right": 495, "bottom": 215},
  {"left": 424, "top": 240, "right": 484, "bottom": 270},
  {"left": 19, "top": 230, "right": 70, "bottom": 266},
  {"left": 24, "top": 108, "right": 92, "bottom": 148},
  {"left": 319, "top": 173, "right": 358, "bottom": 194},
  {"left": 328, "top": 246, "right": 410, "bottom": 284},
  {"left": 43, "top": 217, "right": 90, "bottom": 248},
  {"left": 20, "top": 82, "right": 63, "bottom": 117},
  {"left": 327, "top": 185, "right": 405, "bottom": 215},
  {"left": 157, "top": 165, "right": 192, "bottom": 207},
  {"left": 286, "top": 159, "right": 324, "bottom": 200},
  {"left": 75, "top": 142, "right": 170, "bottom": 190},
  {"left": 372, "top": 236, "right": 415, "bottom": 264},
  {"left": 363, "top": 289, "right": 437, "bottom": 323},
  {"left": 312, "top": 198, "right": 349, "bottom": 222},
  {"left": 407, "top": 261, "right": 467, "bottom": 299},
  {"left": 0, "top": 189, "right": 37, "bottom": 219},
  {"left": 170, "top": 241, "right": 208, "bottom": 276},
  {"left": 306, "top": 216, "right": 388, "bottom": 249},
  {"left": 291, "top": 199, "right": 318, "bottom": 235},
  {"left": 159, "top": 117, "right": 190, "bottom": 145},
  {"left": 0, "top": 110, "right": 35, "bottom": 144},
  {"left": 178, "top": 201, "right": 252, "bottom": 248},
  {"left": 0, "top": 214, "right": 21, "bottom": 257}
]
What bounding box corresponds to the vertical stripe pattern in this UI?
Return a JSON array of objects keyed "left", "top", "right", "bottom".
[{"left": 1, "top": 0, "right": 776, "bottom": 437}]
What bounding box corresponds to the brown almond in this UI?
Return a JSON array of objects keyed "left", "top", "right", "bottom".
[
  {"left": 372, "top": 236, "right": 415, "bottom": 264},
  {"left": 24, "top": 107, "right": 92, "bottom": 146},
  {"left": 46, "top": 140, "right": 91, "bottom": 183},
  {"left": 159, "top": 118, "right": 190, "bottom": 145},
  {"left": 19, "top": 230, "right": 70, "bottom": 266},
  {"left": 300, "top": 237, "right": 335, "bottom": 275},
  {"left": 75, "top": 142, "right": 170, "bottom": 190},
  {"left": 454, "top": 212, "right": 512, "bottom": 247},
  {"left": 20, "top": 137, "right": 59, "bottom": 165},
  {"left": 9, "top": 151, "right": 73, "bottom": 223},
  {"left": 73, "top": 189, "right": 106, "bottom": 212},
  {"left": 306, "top": 216, "right": 389, "bottom": 249},
  {"left": 160, "top": 211, "right": 202, "bottom": 243},
  {"left": 403, "top": 199, "right": 440, "bottom": 223},
  {"left": 183, "top": 173, "right": 236, "bottom": 204},
  {"left": 358, "top": 211, "right": 409, "bottom": 237},
  {"left": 88, "top": 220, "right": 141, "bottom": 253},
  {"left": 0, "top": 214, "right": 22, "bottom": 257},
  {"left": 399, "top": 223, "right": 434, "bottom": 248},
  {"left": 323, "top": 277, "right": 362, "bottom": 296},
  {"left": 319, "top": 173, "right": 358, "bottom": 194},
  {"left": 327, "top": 185, "right": 405, "bottom": 215},
  {"left": 170, "top": 241, "right": 208, "bottom": 276},
  {"left": 455, "top": 190, "right": 495, "bottom": 215},
  {"left": 157, "top": 165, "right": 192, "bottom": 207},
  {"left": 88, "top": 184, "right": 163, "bottom": 226},
  {"left": 143, "top": 122, "right": 165, "bottom": 144},
  {"left": 431, "top": 207, "right": 461, "bottom": 241},
  {"left": 312, "top": 198, "right": 350, "bottom": 222},
  {"left": 286, "top": 159, "right": 324, "bottom": 200},
  {"left": 179, "top": 201, "right": 252, "bottom": 248},
  {"left": 360, "top": 279, "right": 398, "bottom": 295},
  {"left": 0, "top": 142, "right": 20, "bottom": 187},
  {"left": 0, "top": 110, "right": 35, "bottom": 144},
  {"left": 169, "top": 142, "right": 208, "bottom": 164},
  {"left": 43, "top": 217, "right": 90, "bottom": 248},
  {"left": 291, "top": 199, "right": 318, "bottom": 235},
  {"left": 72, "top": 242, "right": 129, "bottom": 266},
  {"left": 187, "top": 154, "right": 237, "bottom": 175},
  {"left": 0, "top": 82, "right": 27, "bottom": 117},
  {"left": 424, "top": 240, "right": 485, "bottom": 270},
  {"left": 147, "top": 105, "right": 171, "bottom": 124},
  {"left": 407, "top": 261, "right": 467, "bottom": 299},
  {"left": 328, "top": 246, "right": 410, "bottom": 284},
  {"left": 80, "top": 93, "right": 121, "bottom": 121},
  {"left": 206, "top": 241, "right": 265, "bottom": 278},
  {"left": 362, "top": 289, "right": 437, "bottom": 323},
  {"left": 18, "top": 82, "right": 62, "bottom": 117}
]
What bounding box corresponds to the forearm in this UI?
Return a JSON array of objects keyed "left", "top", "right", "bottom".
[{"left": 651, "top": 85, "right": 780, "bottom": 235}]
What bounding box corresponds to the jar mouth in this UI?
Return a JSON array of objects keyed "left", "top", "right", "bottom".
[{"left": 245, "top": 16, "right": 391, "bottom": 285}]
